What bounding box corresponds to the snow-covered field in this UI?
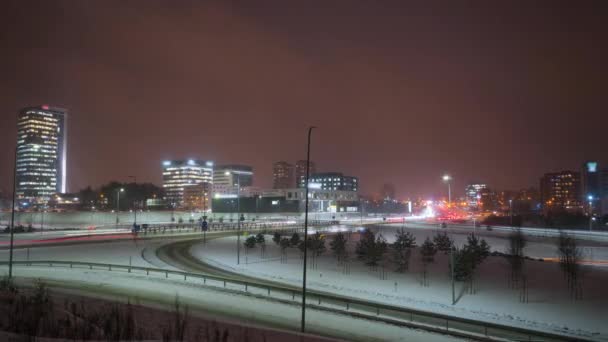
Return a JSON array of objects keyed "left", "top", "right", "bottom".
[
  {"left": 378, "top": 224, "right": 608, "bottom": 261},
  {"left": 1, "top": 249, "right": 461, "bottom": 341},
  {"left": 190, "top": 229, "right": 608, "bottom": 341}
]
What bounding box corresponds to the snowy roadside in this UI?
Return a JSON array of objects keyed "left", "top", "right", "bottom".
[{"left": 191, "top": 235, "right": 608, "bottom": 341}]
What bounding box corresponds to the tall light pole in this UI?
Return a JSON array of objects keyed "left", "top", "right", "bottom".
[
  {"left": 115, "top": 188, "right": 124, "bottom": 227},
  {"left": 301, "top": 126, "right": 316, "bottom": 333},
  {"left": 128, "top": 176, "right": 137, "bottom": 226},
  {"left": 588, "top": 195, "right": 593, "bottom": 231},
  {"left": 226, "top": 171, "right": 242, "bottom": 265},
  {"left": 442, "top": 174, "right": 452, "bottom": 206},
  {"left": 8, "top": 147, "right": 18, "bottom": 279},
  {"left": 509, "top": 199, "right": 513, "bottom": 227}
]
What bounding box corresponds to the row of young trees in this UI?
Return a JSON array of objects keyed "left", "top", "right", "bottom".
[{"left": 258, "top": 227, "right": 584, "bottom": 301}]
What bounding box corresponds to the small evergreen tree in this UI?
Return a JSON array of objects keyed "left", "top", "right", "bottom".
[
  {"left": 330, "top": 232, "right": 348, "bottom": 263},
  {"left": 272, "top": 231, "right": 281, "bottom": 245},
  {"left": 290, "top": 232, "right": 301, "bottom": 247},
  {"left": 255, "top": 233, "right": 265, "bottom": 244},
  {"left": 244, "top": 236, "right": 256, "bottom": 251},
  {"left": 256, "top": 233, "right": 266, "bottom": 257},
  {"left": 433, "top": 232, "right": 453, "bottom": 254},
  {"left": 279, "top": 237, "right": 290, "bottom": 263},
  {"left": 356, "top": 230, "right": 376, "bottom": 261},
  {"left": 392, "top": 229, "right": 416, "bottom": 272},
  {"left": 419, "top": 237, "right": 437, "bottom": 286}
]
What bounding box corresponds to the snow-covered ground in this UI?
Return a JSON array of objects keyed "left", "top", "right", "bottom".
[
  {"left": 190, "top": 230, "right": 608, "bottom": 341},
  {"left": 1, "top": 260, "right": 460, "bottom": 341},
  {"left": 379, "top": 224, "right": 608, "bottom": 261}
]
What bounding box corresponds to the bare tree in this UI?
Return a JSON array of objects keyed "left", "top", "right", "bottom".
[
  {"left": 506, "top": 228, "right": 527, "bottom": 289},
  {"left": 556, "top": 231, "right": 583, "bottom": 300}
]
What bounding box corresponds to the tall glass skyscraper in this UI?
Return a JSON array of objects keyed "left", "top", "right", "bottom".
[{"left": 16, "top": 105, "right": 68, "bottom": 204}]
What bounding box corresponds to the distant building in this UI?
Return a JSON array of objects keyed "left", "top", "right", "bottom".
[
  {"left": 212, "top": 187, "right": 359, "bottom": 214},
  {"left": 162, "top": 160, "right": 213, "bottom": 207},
  {"left": 212, "top": 165, "right": 254, "bottom": 195},
  {"left": 380, "top": 183, "right": 396, "bottom": 200},
  {"left": 465, "top": 183, "right": 487, "bottom": 209},
  {"left": 478, "top": 187, "right": 498, "bottom": 211},
  {"left": 300, "top": 172, "right": 358, "bottom": 192},
  {"left": 540, "top": 171, "right": 582, "bottom": 213},
  {"left": 272, "top": 161, "right": 294, "bottom": 189},
  {"left": 601, "top": 168, "right": 608, "bottom": 215},
  {"left": 295, "top": 160, "right": 316, "bottom": 187},
  {"left": 15, "top": 105, "right": 68, "bottom": 205},
  {"left": 182, "top": 182, "right": 211, "bottom": 212}
]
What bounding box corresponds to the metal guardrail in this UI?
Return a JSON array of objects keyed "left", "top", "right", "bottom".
[{"left": 2, "top": 260, "right": 590, "bottom": 342}]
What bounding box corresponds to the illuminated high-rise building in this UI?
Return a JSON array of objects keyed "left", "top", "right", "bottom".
[
  {"left": 465, "top": 183, "right": 487, "bottom": 209},
  {"left": 540, "top": 170, "right": 581, "bottom": 212},
  {"left": 16, "top": 105, "right": 68, "bottom": 204},
  {"left": 272, "top": 161, "right": 294, "bottom": 189},
  {"left": 162, "top": 159, "right": 213, "bottom": 207},
  {"left": 295, "top": 160, "right": 316, "bottom": 187}
]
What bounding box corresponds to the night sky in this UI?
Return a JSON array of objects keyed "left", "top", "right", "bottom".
[{"left": 1, "top": 1, "right": 606, "bottom": 199}]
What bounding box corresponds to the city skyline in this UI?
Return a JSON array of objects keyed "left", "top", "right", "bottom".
[{"left": 1, "top": 1, "right": 606, "bottom": 198}]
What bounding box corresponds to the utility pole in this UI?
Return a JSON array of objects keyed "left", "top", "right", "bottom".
[
  {"left": 301, "top": 126, "right": 315, "bottom": 333},
  {"left": 451, "top": 246, "right": 455, "bottom": 305},
  {"left": 509, "top": 199, "right": 513, "bottom": 227},
  {"left": 8, "top": 147, "right": 18, "bottom": 279},
  {"left": 237, "top": 174, "right": 241, "bottom": 264},
  {"left": 588, "top": 195, "right": 593, "bottom": 231},
  {"left": 128, "top": 176, "right": 137, "bottom": 226}
]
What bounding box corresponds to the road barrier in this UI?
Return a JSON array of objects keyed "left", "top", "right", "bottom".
[{"left": 1, "top": 260, "right": 590, "bottom": 342}]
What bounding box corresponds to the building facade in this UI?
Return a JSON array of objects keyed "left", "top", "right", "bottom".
[
  {"left": 300, "top": 172, "right": 358, "bottom": 192},
  {"left": 212, "top": 187, "right": 359, "bottom": 213},
  {"left": 465, "top": 183, "right": 487, "bottom": 209},
  {"left": 600, "top": 168, "right": 608, "bottom": 216},
  {"left": 16, "top": 105, "right": 68, "bottom": 205},
  {"left": 212, "top": 165, "right": 254, "bottom": 196},
  {"left": 162, "top": 159, "right": 213, "bottom": 207},
  {"left": 272, "top": 161, "right": 294, "bottom": 189},
  {"left": 540, "top": 171, "right": 581, "bottom": 213},
  {"left": 295, "top": 160, "right": 316, "bottom": 187},
  {"left": 182, "top": 182, "right": 212, "bottom": 212}
]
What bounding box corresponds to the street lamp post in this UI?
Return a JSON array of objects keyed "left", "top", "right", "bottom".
[
  {"left": 226, "top": 171, "right": 242, "bottom": 265},
  {"left": 588, "top": 195, "right": 593, "bottom": 231},
  {"left": 128, "top": 176, "right": 137, "bottom": 226},
  {"left": 509, "top": 199, "right": 513, "bottom": 227},
  {"left": 442, "top": 174, "right": 452, "bottom": 205},
  {"left": 40, "top": 204, "right": 45, "bottom": 234},
  {"left": 115, "top": 188, "right": 124, "bottom": 227},
  {"left": 8, "top": 147, "right": 18, "bottom": 279},
  {"left": 301, "top": 126, "right": 316, "bottom": 333}
]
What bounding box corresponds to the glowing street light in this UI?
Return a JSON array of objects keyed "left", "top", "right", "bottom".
[
  {"left": 442, "top": 174, "right": 452, "bottom": 205},
  {"left": 225, "top": 171, "right": 242, "bottom": 264},
  {"left": 115, "top": 188, "right": 125, "bottom": 226},
  {"left": 588, "top": 195, "right": 594, "bottom": 231}
]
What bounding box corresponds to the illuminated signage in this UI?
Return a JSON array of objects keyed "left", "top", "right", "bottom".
[{"left": 587, "top": 162, "right": 598, "bottom": 173}]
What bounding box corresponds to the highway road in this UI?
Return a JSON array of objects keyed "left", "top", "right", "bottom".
[{"left": 0, "top": 230, "right": 470, "bottom": 342}]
